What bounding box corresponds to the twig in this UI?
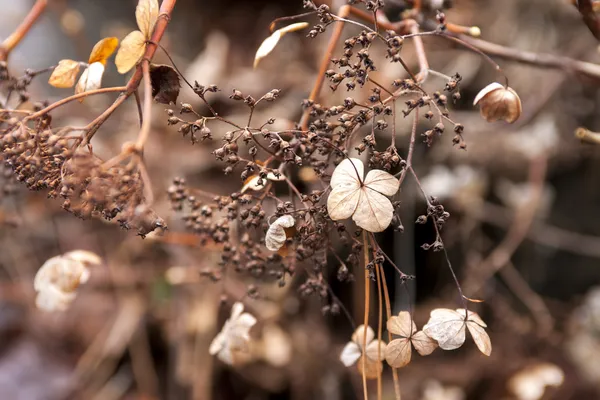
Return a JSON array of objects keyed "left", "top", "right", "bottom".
[
  {"left": 0, "top": 0, "right": 48, "bottom": 61},
  {"left": 361, "top": 230, "right": 370, "bottom": 400},
  {"left": 575, "top": 126, "right": 600, "bottom": 144}
]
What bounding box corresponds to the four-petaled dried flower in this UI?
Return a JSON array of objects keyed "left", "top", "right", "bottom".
[
  {"left": 115, "top": 0, "right": 159, "bottom": 74},
  {"left": 327, "top": 158, "right": 399, "bottom": 232},
  {"left": 254, "top": 22, "right": 309, "bottom": 68},
  {"left": 265, "top": 214, "right": 295, "bottom": 251},
  {"left": 385, "top": 311, "right": 437, "bottom": 368},
  {"left": 340, "top": 324, "right": 387, "bottom": 379},
  {"left": 34, "top": 250, "right": 102, "bottom": 312},
  {"left": 423, "top": 308, "right": 492, "bottom": 356},
  {"left": 209, "top": 302, "right": 257, "bottom": 365},
  {"left": 473, "top": 82, "right": 522, "bottom": 124}
]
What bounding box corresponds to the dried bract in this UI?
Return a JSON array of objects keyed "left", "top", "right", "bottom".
[
  {"left": 115, "top": 0, "right": 159, "bottom": 73},
  {"left": 423, "top": 308, "right": 492, "bottom": 356},
  {"left": 327, "top": 158, "right": 399, "bottom": 232},
  {"left": 265, "top": 214, "right": 295, "bottom": 251},
  {"left": 48, "top": 59, "right": 81, "bottom": 88},
  {"left": 254, "top": 22, "right": 309, "bottom": 68},
  {"left": 473, "top": 82, "right": 522, "bottom": 123},
  {"left": 340, "top": 325, "right": 387, "bottom": 379},
  {"left": 209, "top": 302, "right": 257, "bottom": 365},
  {"left": 385, "top": 311, "right": 437, "bottom": 368}
]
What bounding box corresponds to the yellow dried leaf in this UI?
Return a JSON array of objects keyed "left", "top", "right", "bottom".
[
  {"left": 88, "top": 37, "right": 119, "bottom": 65},
  {"left": 136, "top": 0, "right": 159, "bottom": 38},
  {"left": 115, "top": 30, "right": 146, "bottom": 74},
  {"left": 48, "top": 59, "right": 81, "bottom": 88}
]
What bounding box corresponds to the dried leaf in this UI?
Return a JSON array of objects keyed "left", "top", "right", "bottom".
[
  {"left": 356, "top": 355, "right": 383, "bottom": 380},
  {"left": 48, "top": 59, "right": 80, "bottom": 88},
  {"left": 254, "top": 22, "right": 309, "bottom": 68},
  {"left": 149, "top": 64, "right": 181, "bottom": 104},
  {"left": 327, "top": 158, "right": 399, "bottom": 232},
  {"left": 88, "top": 37, "right": 119, "bottom": 65},
  {"left": 75, "top": 62, "right": 105, "bottom": 98},
  {"left": 136, "top": 0, "right": 160, "bottom": 38},
  {"left": 422, "top": 308, "right": 492, "bottom": 356},
  {"left": 385, "top": 338, "right": 411, "bottom": 368},
  {"left": 387, "top": 311, "right": 415, "bottom": 337},
  {"left": 265, "top": 215, "right": 295, "bottom": 251},
  {"left": 115, "top": 30, "right": 146, "bottom": 74},
  {"left": 411, "top": 331, "right": 437, "bottom": 356}
]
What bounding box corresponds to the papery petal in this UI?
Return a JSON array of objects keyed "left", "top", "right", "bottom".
[
  {"left": 209, "top": 332, "right": 226, "bottom": 355},
  {"left": 356, "top": 356, "right": 383, "bottom": 379},
  {"left": 136, "top": 0, "right": 159, "bottom": 38},
  {"left": 411, "top": 331, "right": 438, "bottom": 356},
  {"left": 75, "top": 62, "right": 104, "bottom": 96},
  {"left": 384, "top": 338, "right": 411, "bottom": 368},
  {"left": 473, "top": 82, "right": 504, "bottom": 106},
  {"left": 365, "top": 339, "right": 387, "bottom": 362},
  {"left": 423, "top": 308, "right": 466, "bottom": 351},
  {"left": 364, "top": 169, "right": 399, "bottom": 196},
  {"left": 48, "top": 59, "right": 81, "bottom": 88},
  {"left": 115, "top": 30, "right": 146, "bottom": 74},
  {"left": 330, "top": 158, "right": 363, "bottom": 188},
  {"left": 236, "top": 313, "right": 258, "bottom": 331},
  {"left": 353, "top": 189, "right": 394, "bottom": 232},
  {"left": 230, "top": 302, "right": 244, "bottom": 320},
  {"left": 352, "top": 324, "right": 375, "bottom": 349},
  {"left": 340, "top": 342, "right": 361, "bottom": 366},
  {"left": 327, "top": 185, "right": 361, "bottom": 221},
  {"left": 467, "top": 321, "right": 492, "bottom": 356},
  {"left": 387, "top": 311, "right": 415, "bottom": 337},
  {"left": 35, "top": 286, "right": 76, "bottom": 312}
]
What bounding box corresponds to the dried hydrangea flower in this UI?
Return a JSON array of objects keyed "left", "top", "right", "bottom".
[
  {"left": 327, "top": 158, "right": 399, "bottom": 232},
  {"left": 33, "top": 250, "right": 102, "bottom": 312},
  {"left": 422, "top": 308, "right": 492, "bottom": 356},
  {"left": 254, "top": 22, "right": 309, "bottom": 68},
  {"left": 473, "top": 82, "right": 522, "bottom": 123},
  {"left": 340, "top": 325, "right": 387, "bottom": 379},
  {"left": 265, "top": 215, "right": 295, "bottom": 251},
  {"left": 209, "top": 302, "right": 257, "bottom": 365},
  {"left": 385, "top": 311, "right": 437, "bottom": 368}
]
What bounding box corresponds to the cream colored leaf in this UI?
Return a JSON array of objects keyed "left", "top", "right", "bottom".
[
  {"left": 48, "top": 59, "right": 81, "bottom": 88},
  {"left": 340, "top": 342, "right": 362, "bottom": 367},
  {"left": 353, "top": 189, "right": 394, "bottom": 232},
  {"left": 327, "top": 184, "right": 361, "bottom": 221},
  {"left": 411, "top": 331, "right": 438, "bottom": 356},
  {"left": 385, "top": 338, "right": 411, "bottom": 368},
  {"left": 363, "top": 169, "right": 400, "bottom": 196},
  {"left": 422, "top": 308, "right": 466, "bottom": 351},
  {"left": 356, "top": 355, "right": 383, "bottom": 380},
  {"left": 136, "top": 0, "right": 159, "bottom": 38},
  {"left": 352, "top": 325, "right": 375, "bottom": 350},
  {"left": 254, "top": 22, "right": 309, "bottom": 69},
  {"left": 365, "top": 339, "right": 387, "bottom": 362},
  {"left": 88, "top": 37, "right": 119, "bottom": 64},
  {"left": 265, "top": 215, "right": 295, "bottom": 251},
  {"left": 115, "top": 30, "right": 146, "bottom": 74},
  {"left": 330, "top": 158, "right": 363, "bottom": 188},
  {"left": 466, "top": 319, "right": 492, "bottom": 356},
  {"left": 75, "top": 62, "right": 105, "bottom": 97},
  {"left": 387, "top": 311, "right": 415, "bottom": 337}
]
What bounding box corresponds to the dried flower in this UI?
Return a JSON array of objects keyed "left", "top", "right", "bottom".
[
  {"left": 75, "top": 61, "right": 105, "bottom": 95},
  {"left": 115, "top": 0, "right": 159, "bottom": 73},
  {"left": 473, "top": 82, "right": 522, "bottom": 123},
  {"left": 423, "top": 308, "right": 492, "bottom": 356},
  {"left": 33, "top": 250, "right": 102, "bottom": 311},
  {"left": 265, "top": 214, "right": 295, "bottom": 251},
  {"left": 327, "top": 158, "right": 399, "bottom": 232},
  {"left": 385, "top": 311, "right": 437, "bottom": 368},
  {"left": 508, "top": 363, "right": 564, "bottom": 400},
  {"left": 209, "top": 302, "right": 257, "bottom": 365},
  {"left": 340, "top": 325, "right": 387, "bottom": 379},
  {"left": 254, "top": 22, "right": 309, "bottom": 68}
]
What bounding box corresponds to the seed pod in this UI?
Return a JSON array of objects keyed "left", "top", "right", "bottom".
[{"left": 473, "top": 82, "right": 522, "bottom": 124}]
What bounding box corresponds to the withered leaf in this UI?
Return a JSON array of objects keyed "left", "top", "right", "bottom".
[
  {"left": 149, "top": 64, "right": 181, "bottom": 104},
  {"left": 88, "top": 37, "right": 119, "bottom": 65},
  {"left": 136, "top": 0, "right": 160, "bottom": 39},
  {"left": 48, "top": 59, "right": 81, "bottom": 88},
  {"left": 115, "top": 30, "right": 146, "bottom": 74}
]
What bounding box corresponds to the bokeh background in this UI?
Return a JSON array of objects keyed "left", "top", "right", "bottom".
[{"left": 1, "top": 0, "right": 600, "bottom": 399}]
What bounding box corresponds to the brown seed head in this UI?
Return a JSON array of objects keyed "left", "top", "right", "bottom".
[{"left": 473, "top": 82, "right": 522, "bottom": 124}]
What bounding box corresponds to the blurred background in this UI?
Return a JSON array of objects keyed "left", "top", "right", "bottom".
[{"left": 2, "top": 0, "right": 600, "bottom": 399}]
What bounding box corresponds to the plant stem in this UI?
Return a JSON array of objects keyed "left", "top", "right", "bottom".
[
  {"left": 0, "top": 0, "right": 48, "bottom": 61},
  {"left": 135, "top": 61, "right": 152, "bottom": 150},
  {"left": 362, "top": 230, "right": 370, "bottom": 400}
]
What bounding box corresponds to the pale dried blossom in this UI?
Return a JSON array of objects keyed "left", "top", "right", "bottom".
[
  {"left": 254, "top": 22, "right": 309, "bottom": 68},
  {"left": 340, "top": 325, "right": 387, "bottom": 379},
  {"left": 423, "top": 308, "right": 492, "bottom": 356},
  {"left": 385, "top": 311, "right": 437, "bottom": 368},
  {"left": 508, "top": 363, "right": 564, "bottom": 400},
  {"left": 265, "top": 214, "right": 295, "bottom": 251},
  {"left": 209, "top": 302, "right": 257, "bottom": 365},
  {"left": 327, "top": 158, "right": 399, "bottom": 232},
  {"left": 473, "top": 82, "right": 522, "bottom": 123},
  {"left": 33, "top": 250, "right": 102, "bottom": 311},
  {"left": 115, "top": 0, "right": 159, "bottom": 73}
]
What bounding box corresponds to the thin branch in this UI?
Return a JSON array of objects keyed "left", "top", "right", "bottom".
[{"left": 0, "top": 0, "right": 48, "bottom": 61}]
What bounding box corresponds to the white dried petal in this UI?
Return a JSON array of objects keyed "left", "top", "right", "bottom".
[
  {"left": 363, "top": 169, "right": 399, "bottom": 196},
  {"left": 327, "top": 184, "right": 361, "bottom": 221},
  {"left": 330, "top": 158, "right": 363, "bottom": 188},
  {"left": 35, "top": 286, "right": 76, "bottom": 312},
  {"left": 423, "top": 308, "right": 466, "bottom": 350},
  {"left": 353, "top": 189, "right": 394, "bottom": 232},
  {"left": 75, "top": 62, "right": 105, "bottom": 95},
  {"left": 351, "top": 324, "right": 375, "bottom": 349},
  {"left": 340, "top": 341, "right": 362, "bottom": 366},
  {"left": 385, "top": 337, "right": 411, "bottom": 368},
  {"left": 411, "top": 330, "right": 438, "bottom": 356},
  {"left": 210, "top": 302, "right": 257, "bottom": 365},
  {"left": 265, "top": 215, "right": 295, "bottom": 251},
  {"left": 64, "top": 250, "right": 102, "bottom": 266},
  {"left": 254, "top": 22, "right": 309, "bottom": 68}
]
